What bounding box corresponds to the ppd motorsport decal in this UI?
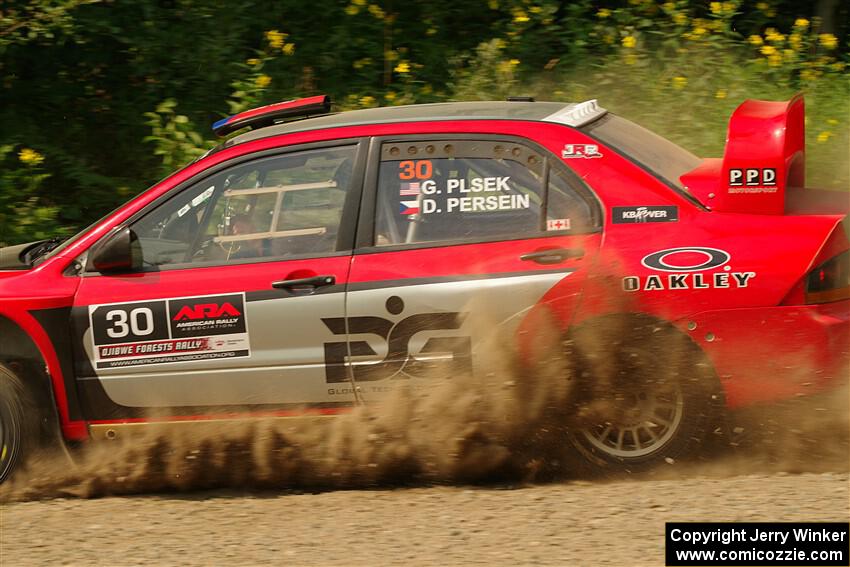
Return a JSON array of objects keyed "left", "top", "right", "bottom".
[
  {"left": 623, "top": 247, "right": 756, "bottom": 291},
  {"left": 89, "top": 293, "right": 250, "bottom": 369},
  {"left": 322, "top": 296, "right": 471, "bottom": 383}
]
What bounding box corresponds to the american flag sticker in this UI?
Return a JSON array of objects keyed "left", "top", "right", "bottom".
[
  {"left": 546, "top": 218, "right": 571, "bottom": 231},
  {"left": 400, "top": 182, "right": 421, "bottom": 196}
]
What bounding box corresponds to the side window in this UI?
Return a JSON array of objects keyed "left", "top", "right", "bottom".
[
  {"left": 131, "top": 145, "right": 357, "bottom": 267},
  {"left": 547, "top": 168, "right": 598, "bottom": 233},
  {"left": 373, "top": 139, "right": 599, "bottom": 247}
]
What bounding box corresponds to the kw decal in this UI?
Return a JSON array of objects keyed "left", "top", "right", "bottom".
[
  {"left": 612, "top": 206, "right": 679, "bottom": 224},
  {"left": 322, "top": 296, "right": 471, "bottom": 383},
  {"left": 623, "top": 247, "right": 756, "bottom": 291}
]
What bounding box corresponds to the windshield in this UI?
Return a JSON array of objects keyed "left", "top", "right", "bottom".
[{"left": 582, "top": 114, "right": 701, "bottom": 195}]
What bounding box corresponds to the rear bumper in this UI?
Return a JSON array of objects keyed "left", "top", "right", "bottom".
[{"left": 676, "top": 300, "right": 849, "bottom": 409}]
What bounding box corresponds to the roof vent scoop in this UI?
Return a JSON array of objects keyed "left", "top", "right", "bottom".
[
  {"left": 542, "top": 99, "right": 607, "bottom": 127},
  {"left": 212, "top": 95, "right": 331, "bottom": 137}
]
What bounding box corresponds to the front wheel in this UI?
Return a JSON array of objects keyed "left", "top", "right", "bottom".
[
  {"left": 0, "top": 364, "right": 34, "bottom": 483},
  {"left": 566, "top": 320, "right": 722, "bottom": 474}
]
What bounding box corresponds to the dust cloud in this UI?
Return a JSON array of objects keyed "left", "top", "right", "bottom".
[{"left": 1, "top": 308, "right": 846, "bottom": 502}]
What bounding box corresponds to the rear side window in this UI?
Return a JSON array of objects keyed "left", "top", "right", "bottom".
[{"left": 374, "top": 139, "right": 596, "bottom": 246}]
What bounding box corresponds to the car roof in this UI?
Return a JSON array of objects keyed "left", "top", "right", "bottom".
[{"left": 223, "top": 101, "right": 573, "bottom": 148}]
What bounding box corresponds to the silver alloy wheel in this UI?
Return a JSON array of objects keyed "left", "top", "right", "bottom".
[{"left": 580, "top": 366, "right": 686, "bottom": 459}]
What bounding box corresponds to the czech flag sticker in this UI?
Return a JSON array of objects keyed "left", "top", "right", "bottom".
[{"left": 400, "top": 200, "right": 420, "bottom": 215}]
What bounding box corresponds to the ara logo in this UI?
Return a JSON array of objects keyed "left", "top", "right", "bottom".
[
  {"left": 172, "top": 302, "right": 241, "bottom": 321},
  {"left": 623, "top": 247, "right": 756, "bottom": 292},
  {"left": 322, "top": 296, "right": 471, "bottom": 383}
]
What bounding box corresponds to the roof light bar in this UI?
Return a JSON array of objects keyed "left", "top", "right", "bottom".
[
  {"left": 543, "top": 99, "right": 607, "bottom": 127},
  {"left": 212, "top": 95, "right": 331, "bottom": 137}
]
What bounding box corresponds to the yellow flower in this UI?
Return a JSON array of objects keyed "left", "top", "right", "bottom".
[
  {"left": 722, "top": 2, "right": 734, "bottom": 12},
  {"left": 513, "top": 10, "right": 530, "bottom": 23},
  {"left": 384, "top": 91, "right": 397, "bottom": 101},
  {"left": 760, "top": 45, "right": 777, "bottom": 55},
  {"left": 394, "top": 61, "right": 410, "bottom": 74},
  {"left": 352, "top": 0, "right": 366, "bottom": 5},
  {"left": 827, "top": 119, "right": 839, "bottom": 125},
  {"left": 622, "top": 35, "right": 637, "bottom": 48},
  {"left": 282, "top": 43, "right": 295, "bottom": 56},
  {"left": 254, "top": 74, "right": 271, "bottom": 88},
  {"left": 748, "top": 34, "right": 763, "bottom": 46},
  {"left": 246, "top": 58, "right": 260, "bottom": 66},
  {"left": 799, "top": 69, "right": 817, "bottom": 81},
  {"left": 789, "top": 33, "right": 801, "bottom": 50},
  {"left": 783, "top": 49, "right": 795, "bottom": 61},
  {"left": 529, "top": 6, "right": 543, "bottom": 14},
  {"left": 794, "top": 18, "right": 809, "bottom": 28},
  {"left": 816, "top": 131, "right": 832, "bottom": 143},
  {"left": 597, "top": 8, "right": 611, "bottom": 18},
  {"left": 672, "top": 76, "right": 687, "bottom": 89},
  {"left": 18, "top": 148, "right": 44, "bottom": 166},
  {"left": 673, "top": 12, "right": 687, "bottom": 25},
  {"left": 715, "top": 88, "right": 727, "bottom": 99},
  {"left": 756, "top": 2, "right": 768, "bottom": 10},
  {"left": 368, "top": 4, "right": 384, "bottom": 18},
  {"left": 831, "top": 62, "right": 846, "bottom": 72},
  {"left": 709, "top": 2, "right": 722, "bottom": 15},
  {"left": 345, "top": 5, "right": 359, "bottom": 15},
  {"left": 265, "top": 30, "right": 284, "bottom": 49},
  {"left": 819, "top": 33, "right": 838, "bottom": 49},
  {"left": 692, "top": 26, "right": 707, "bottom": 37},
  {"left": 767, "top": 53, "right": 782, "bottom": 67},
  {"left": 359, "top": 95, "right": 376, "bottom": 107}
]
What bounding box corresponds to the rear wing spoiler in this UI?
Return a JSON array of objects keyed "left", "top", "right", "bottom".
[{"left": 681, "top": 94, "right": 805, "bottom": 215}]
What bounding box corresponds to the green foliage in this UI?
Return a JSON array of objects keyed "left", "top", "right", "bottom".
[
  {"left": 0, "top": 145, "right": 61, "bottom": 246},
  {"left": 1, "top": 0, "right": 848, "bottom": 244}
]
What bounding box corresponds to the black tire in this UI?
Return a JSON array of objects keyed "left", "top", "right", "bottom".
[
  {"left": 565, "top": 318, "right": 723, "bottom": 474},
  {"left": 0, "top": 363, "right": 34, "bottom": 483}
]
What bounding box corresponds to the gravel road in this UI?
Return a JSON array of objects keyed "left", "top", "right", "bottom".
[{"left": 2, "top": 472, "right": 848, "bottom": 566}]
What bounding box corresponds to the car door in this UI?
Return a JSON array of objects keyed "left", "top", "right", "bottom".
[
  {"left": 71, "top": 140, "right": 366, "bottom": 419},
  {"left": 338, "top": 135, "right": 603, "bottom": 402}
]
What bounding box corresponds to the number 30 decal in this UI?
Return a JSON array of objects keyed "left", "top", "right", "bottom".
[
  {"left": 104, "top": 307, "right": 155, "bottom": 339},
  {"left": 398, "top": 160, "right": 432, "bottom": 180}
]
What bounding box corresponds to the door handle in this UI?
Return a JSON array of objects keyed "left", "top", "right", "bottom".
[
  {"left": 520, "top": 248, "right": 584, "bottom": 265},
  {"left": 271, "top": 275, "right": 336, "bottom": 291}
]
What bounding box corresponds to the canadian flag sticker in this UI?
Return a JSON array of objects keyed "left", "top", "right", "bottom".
[{"left": 546, "top": 218, "right": 571, "bottom": 231}]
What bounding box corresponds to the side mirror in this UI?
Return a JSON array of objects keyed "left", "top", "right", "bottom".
[{"left": 88, "top": 228, "right": 143, "bottom": 273}]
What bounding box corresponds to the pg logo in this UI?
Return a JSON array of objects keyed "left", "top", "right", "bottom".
[{"left": 322, "top": 296, "right": 472, "bottom": 383}]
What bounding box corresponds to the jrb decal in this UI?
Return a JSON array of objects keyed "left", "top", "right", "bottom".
[
  {"left": 623, "top": 247, "right": 756, "bottom": 291},
  {"left": 562, "top": 144, "right": 602, "bottom": 159},
  {"left": 322, "top": 296, "right": 471, "bottom": 383},
  {"left": 89, "top": 293, "right": 250, "bottom": 369}
]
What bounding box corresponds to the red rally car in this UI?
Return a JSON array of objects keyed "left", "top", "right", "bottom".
[{"left": 0, "top": 94, "right": 847, "bottom": 481}]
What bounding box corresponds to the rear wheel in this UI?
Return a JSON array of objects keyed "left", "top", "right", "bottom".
[
  {"left": 566, "top": 320, "right": 722, "bottom": 473},
  {"left": 0, "top": 364, "right": 33, "bottom": 483}
]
